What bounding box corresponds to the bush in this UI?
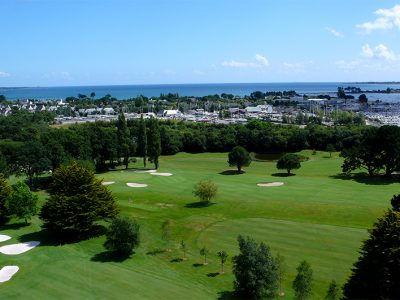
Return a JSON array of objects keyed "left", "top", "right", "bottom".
[
  {"left": 193, "top": 180, "right": 218, "bottom": 203},
  {"left": 104, "top": 216, "right": 140, "bottom": 256}
]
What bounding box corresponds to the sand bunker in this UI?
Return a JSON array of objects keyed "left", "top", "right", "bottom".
[
  {"left": 0, "top": 235, "right": 11, "bottom": 243},
  {"left": 0, "top": 266, "right": 19, "bottom": 283},
  {"left": 102, "top": 181, "right": 115, "bottom": 185},
  {"left": 257, "top": 182, "right": 284, "bottom": 187},
  {"left": 126, "top": 183, "right": 148, "bottom": 188},
  {"left": 150, "top": 172, "right": 173, "bottom": 176},
  {"left": 0, "top": 241, "right": 40, "bottom": 255},
  {"left": 126, "top": 169, "right": 157, "bottom": 173}
]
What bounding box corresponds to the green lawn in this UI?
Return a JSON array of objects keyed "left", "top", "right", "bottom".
[{"left": 0, "top": 151, "right": 398, "bottom": 299}]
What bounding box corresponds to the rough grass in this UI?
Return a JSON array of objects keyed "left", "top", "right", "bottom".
[{"left": 0, "top": 150, "right": 398, "bottom": 299}]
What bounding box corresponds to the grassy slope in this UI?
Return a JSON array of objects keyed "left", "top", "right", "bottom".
[{"left": 0, "top": 151, "right": 398, "bottom": 299}]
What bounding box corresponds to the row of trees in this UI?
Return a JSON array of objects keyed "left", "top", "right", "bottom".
[{"left": 341, "top": 125, "right": 400, "bottom": 177}]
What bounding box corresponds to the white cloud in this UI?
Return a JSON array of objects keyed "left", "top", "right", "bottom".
[
  {"left": 361, "top": 43, "right": 398, "bottom": 61},
  {"left": 324, "top": 27, "right": 344, "bottom": 38},
  {"left": 0, "top": 71, "right": 11, "bottom": 78},
  {"left": 255, "top": 54, "right": 270, "bottom": 66},
  {"left": 282, "top": 61, "right": 313, "bottom": 72},
  {"left": 357, "top": 5, "right": 400, "bottom": 33},
  {"left": 221, "top": 54, "right": 270, "bottom": 68},
  {"left": 221, "top": 60, "right": 257, "bottom": 68}
]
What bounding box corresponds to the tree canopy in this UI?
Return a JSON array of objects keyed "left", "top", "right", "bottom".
[
  {"left": 233, "top": 235, "right": 278, "bottom": 299},
  {"left": 342, "top": 194, "right": 400, "bottom": 299},
  {"left": 277, "top": 153, "right": 301, "bottom": 175},
  {"left": 228, "top": 146, "right": 251, "bottom": 173},
  {"left": 7, "top": 181, "right": 38, "bottom": 224},
  {"left": 0, "top": 174, "right": 12, "bottom": 223},
  {"left": 40, "top": 162, "right": 118, "bottom": 233},
  {"left": 192, "top": 180, "right": 218, "bottom": 204},
  {"left": 104, "top": 216, "right": 140, "bottom": 256}
]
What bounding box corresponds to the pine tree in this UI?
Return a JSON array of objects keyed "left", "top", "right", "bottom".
[
  {"left": 147, "top": 117, "right": 161, "bottom": 169},
  {"left": 40, "top": 162, "right": 119, "bottom": 233},
  {"left": 116, "top": 113, "right": 132, "bottom": 169},
  {"left": 292, "top": 260, "right": 313, "bottom": 300},
  {"left": 342, "top": 194, "right": 400, "bottom": 299},
  {"left": 137, "top": 115, "right": 147, "bottom": 168}
]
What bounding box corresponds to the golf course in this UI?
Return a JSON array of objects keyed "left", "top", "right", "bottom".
[{"left": 0, "top": 150, "right": 398, "bottom": 299}]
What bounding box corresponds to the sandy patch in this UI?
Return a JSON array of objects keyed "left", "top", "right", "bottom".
[
  {"left": 150, "top": 172, "right": 173, "bottom": 176},
  {"left": 0, "top": 241, "right": 40, "bottom": 255},
  {"left": 0, "top": 266, "right": 19, "bottom": 283},
  {"left": 126, "top": 183, "right": 148, "bottom": 188},
  {"left": 156, "top": 203, "right": 175, "bottom": 208},
  {"left": 102, "top": 181, "right": 115, "bottom": 186},
  {"left": 126, "top": 169, "right": 157, "bottom": 173},
  {"left": 257, "top": 182, "right": 284, "bottom": 187},
  {"left": 0, "top": 235, "right": 11, "bottom": 243}
]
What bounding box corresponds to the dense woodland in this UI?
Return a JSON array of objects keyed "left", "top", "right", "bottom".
[{"left": 0, "top": 110, "right": 399, "bottom": 184}]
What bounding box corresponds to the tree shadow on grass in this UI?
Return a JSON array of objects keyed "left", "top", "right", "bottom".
[
  {"left": 185, "top": 202, "right": 215, "bottom": 208},
  {"left": 0, "top": 222, "right": 29, "bottom": 231},
  {"left": 330, "top": 173, "right": 400, "bottom": 186},
  {"left": 146, "top": 249, "right": 166, "bottom": 256},
  {"left": 271, "top": 173, "right": 295, "bottom": 177},
  {"left": 18, "top": 225, "right": 107, "bottom": 247},
  {"left": 91, "top": 251, "right": 131, "bottom": 263},
  {"left": 219, "top": 170, "right": 244, "bottom": 176},
  {"left": 192, "top": 263, "right": 203, "bottom": 267},
  {"left": 207, "top": 272, "right": 220, "bottom": 277},
  {"left": 217, "top": 291, "right": 240, "bottom": 300},
  {"left": 170, "top": 258, "right": 183, "bottom": 263}
]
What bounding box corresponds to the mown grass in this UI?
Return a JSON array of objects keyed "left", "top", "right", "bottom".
[{"left": 0, "top": 150, "right": 398, "bottom": 299}]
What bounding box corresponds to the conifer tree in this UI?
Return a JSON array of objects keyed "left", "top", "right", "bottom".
[
  {"left": 116, "top": 113, "right": 133, "bottom": 169},
  {"left": 147, "top": 117, "right": 161, "bottom": 169},
  {"left": 137, "top": 115, "right": 147, "bottom": 168}
]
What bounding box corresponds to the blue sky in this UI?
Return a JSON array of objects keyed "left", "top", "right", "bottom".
[{"left": 1, "top": 0, "right": 400, "bottom": 86}]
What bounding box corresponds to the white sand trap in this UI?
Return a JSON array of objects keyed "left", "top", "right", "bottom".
[
  {"left": 257, "top": 182, "right": 284, "bottom": 187},
  {"left": 0, "top": 266, "right": 19, "bottom": 283},
  {"left": 127, "top": 169, "right": 157, "bottom": 173},
  {"left": 150, "top": 172, "right": 173, "bottom": 176},
  {"left": 102, "top": 181, "right": 115, "bottom": 185},
  {"left": 0, "top": 241, "right": 40, "bottom": 255},
  {"left": 126, "top": 183, "right": 148, "bottom": 188},
  {"left": 0, "top": 235, "right": 11, "bottom": 243}
]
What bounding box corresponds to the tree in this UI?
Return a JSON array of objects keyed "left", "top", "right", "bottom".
[
  {"left": 161, "top": 219, "right": 173, "bottom": 251},
  {"left": 180, "top": 240, "right": 187, "bottom": 260},
  {"left": 137, "top": 115, "right": 148, "bottom": 168},
  {"left": 228, "top": 146, "right": 251, "bottom": 173},
  {"left": 276, "top": 253, "right": 287, "bottom": 297},
  {"left": 90, "top": 92, "right": 96, "bottom": 98},
  {"left": 192, "top": 180, "right": 218, "bottom": 204},
  {"left": 325, "top": 144, "right": 335, "bottom": 158},
  {"left": 217, "top": 250, "right": 228, "bottom": 274},
  {"left": 358, "top": 94, "right": 368, "bottom": 104},
  {"left": 104, "top": 216, "right": 140, "bottom": 256},
  {"left": 292, "top": 260, "right": 313, "bottom": 300},
  {"left": 147, "top": 117, "right": 161, "bottom": 169},
  {"left": 200, "top": 246, "right": 209, "bottom": 265},
  {"left": 277, "top": 153, "right": 301, "bottom": 175},
  {"left": 40, "top": 162, "right": 118, "bottom": 233},
  {"left": 7, "top": 182, "right": 38, "bottom": 224},
  {"left": 342, "top": 195, "right": 400, "bottom": 299},
  {"left": 116, "top": 113, "right": 133, "bottom": 169},
  {"left": 325, "top": 280, "right": 339, "bottom": 300},
  {"left": 0, "top": 174, "right": 12, "bottom": 223},
  {"left": 233, "top": 236, "right": 278, "bottom": 299}
]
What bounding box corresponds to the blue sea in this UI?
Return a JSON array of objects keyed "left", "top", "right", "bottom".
[{"left": 1, "top": 82, "right": 400, "bottom": 102}]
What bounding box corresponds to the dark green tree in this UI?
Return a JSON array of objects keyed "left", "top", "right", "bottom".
[
  {"left": 116, "top": 113, "right": 133, "bottom": 169},
  {"left": 342, "top": 195, "right": 400, "bottom": 299},
  {"left": 7, "top": 181, "right": 38, "bottom": 224},
  {"left": 277, "top": 153, "right": 301, "bottom": 175},
  {"left": 292, "top": 260, "right": 313, "bottom": 300},
  {"left": 228, "top": 146, "right": 251, "bottom": 173},
  {"left": 137, "top": 115, "right": 147, "bottom": 168},
  {"left": 40, "top": 162, "right": 118, "bottom": 233},
  {"left": 0, "top": 174, "right": 12, "bottom": 223},
  {"left": 325, "top": 280, "right": 339, "bottom": 300},
  {"left": 326, "top": 144, "right": 335, "bottom": 158},
  {"left": 217, "top": 250, "right": 228, "bottom": 273},
  {"left": 104, "top": 216, "right": 140, "bottom": 256},
  {"left": 147, "top": 117, "right": 161, "bottom": 169},
  {"left": 200, "top": 246, "right": 209, "bottom": 265},
  {"left": 233, "top": 235, "right": 278, "bottom": 299}
]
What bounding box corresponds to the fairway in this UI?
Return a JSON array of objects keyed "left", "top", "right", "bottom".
[{"left": 0, "top": 151, "right": 398, "bottom": 299}]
